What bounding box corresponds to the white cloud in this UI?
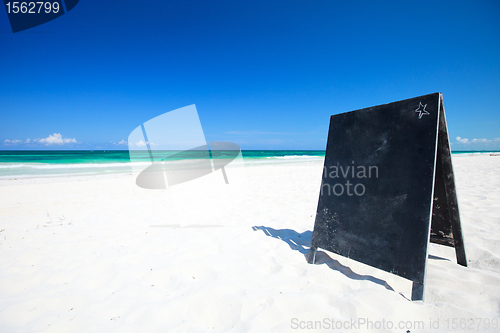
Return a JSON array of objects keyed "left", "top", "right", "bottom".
[
  {"left": 128, "top": 140, "right": 155, "bottom": 147},
  {"left": 3, "top": 139, "right": 22, "bottom": 145},
  {"left": 4, "top": 135, "right": 77, "bottom": 146},
  {"left": 471, "top": 138, "right": 488, "bottom": 143},
  {"left": 455, "top": 137, "right": 500, "bottom": 145},
  {"left": 37, "top": 133, "right": 77, "bottom": 145},
  {"left": 110, "top": 140, "right": 128, "bottom": 146},
  {"left": 134, "top": 140, "right": 147, "bottom": 147},
  {"left": 454, "top": 137, "right": 500, "bottom": 150}
]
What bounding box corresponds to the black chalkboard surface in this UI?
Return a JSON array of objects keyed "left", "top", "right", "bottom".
[{"left": 308, "top": 93, "right": 466, "bottom": 301}]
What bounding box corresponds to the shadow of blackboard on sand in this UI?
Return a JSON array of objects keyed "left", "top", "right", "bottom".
[{"left": 252, "top": 226, "right": 395, "bottom": 292}]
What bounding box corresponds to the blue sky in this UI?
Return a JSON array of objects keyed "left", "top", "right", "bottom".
[{"left": 1, "top": 0, "right": 499, "bottom": 150}]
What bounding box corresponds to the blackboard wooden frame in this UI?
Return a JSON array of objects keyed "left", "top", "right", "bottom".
[{"left": 308, "top": 93, "right": 466, "bottom": 301}]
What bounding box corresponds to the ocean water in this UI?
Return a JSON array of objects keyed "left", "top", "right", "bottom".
[
  {"left": 0, "top": 150, "right": 498, "bottom": 179},
  {"left": 0, "top": 150, "right": 326, "bottom": 179}
]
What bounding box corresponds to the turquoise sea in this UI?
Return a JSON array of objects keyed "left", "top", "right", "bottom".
[
  {"left": 0, "top": 150, "right": 326, "bottom": 179},
  {"left": 0, "top": 150, "right": 497, "bottom": 179}
]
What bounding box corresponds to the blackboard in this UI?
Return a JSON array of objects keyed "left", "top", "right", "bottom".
[{"left": 308, "top": 93, "right": 466, "bottom": 301}]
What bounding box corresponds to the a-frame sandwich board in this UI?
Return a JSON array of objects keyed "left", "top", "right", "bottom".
[{"left": 307, "top": 93, "right": 467, "bottom": 301}]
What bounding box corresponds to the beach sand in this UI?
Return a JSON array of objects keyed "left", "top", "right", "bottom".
[{"left": 0, "top": 155, "right": 499, "bottom": 332}]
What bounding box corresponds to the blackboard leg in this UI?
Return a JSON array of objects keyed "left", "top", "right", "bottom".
[
  {"left": 452, "top": 225, "right": 467, "bottom": 266},
  {"left": 411, "top": 281, "right": 424, "bottom": 301},
  {"left": 307, "top": 247, "right": 317, "bottom": 264},
  {"left": 438, "top": 98, "right": 467, "bottom": 267}
]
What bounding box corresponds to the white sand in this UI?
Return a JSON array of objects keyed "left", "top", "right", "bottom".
[{"left": 0, "top": 155, "right": 499, "bottom": 332}]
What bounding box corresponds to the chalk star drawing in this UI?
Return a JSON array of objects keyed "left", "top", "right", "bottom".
[{"left": 415, "top": 102, "right": 430, "bottom": 119}]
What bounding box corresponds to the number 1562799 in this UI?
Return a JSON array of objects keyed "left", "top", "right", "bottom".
[{"left": 5, "top": 2, "right": 60, "bottom": 14}]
